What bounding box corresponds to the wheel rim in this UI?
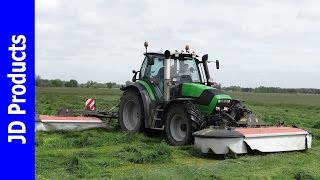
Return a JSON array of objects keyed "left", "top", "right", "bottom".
[
  {"left": 170, "top": 114, "right": 188, "bottom": 142},
  {"left": 123, "top": 100, "right": 139, "bottom": 130}
]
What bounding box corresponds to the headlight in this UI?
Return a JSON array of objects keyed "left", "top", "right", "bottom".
[{"left": 218, "top": 99, "right": 231, "bottom": 103}]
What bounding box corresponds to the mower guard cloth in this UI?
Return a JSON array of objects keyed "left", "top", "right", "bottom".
[{"left": 193, "top": 127, "right": 312, "bottom": 154}]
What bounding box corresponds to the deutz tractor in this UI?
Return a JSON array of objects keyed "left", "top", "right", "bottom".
[{"left": 119, "top": 42, "right": 258, "bottom": 145}]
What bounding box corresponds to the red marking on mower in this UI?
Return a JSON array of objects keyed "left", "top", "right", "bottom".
[
  {"left": 85, "top": 98, "right": 96, "bottom": 110},
  {"left": 236, "top": 127, "right": 306, "bottom": 136},
  {"left": 39, "top": 115, "right": 102, "bottom": 123},
  {"left": 36, "top": 115, "right": 107, "bottom": 131}
]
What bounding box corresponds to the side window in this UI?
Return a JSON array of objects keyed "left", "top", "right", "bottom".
[
  {"left": 140, "top": 56, "right": 164, "bottom": 80},
  {"left": 139, "top": 57, "right": 148, "bottom": 79},
  {"left": 150, "top": 57, "right": 163, "bottom": 77}
]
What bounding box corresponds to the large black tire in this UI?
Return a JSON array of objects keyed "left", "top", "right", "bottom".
[
  {"left": 165, "top": 101, "right": 205, "bottom": 146},
  {"left": 119, "top": 90, "right": 144, "bottom": 132}
]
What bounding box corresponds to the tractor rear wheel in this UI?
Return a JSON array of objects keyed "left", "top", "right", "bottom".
[
  {"left": 119, "top": 90, "right": 144, "bottom": 132},
  {"left": 165, "top": 102, "right": 204, "bottom": 146}
]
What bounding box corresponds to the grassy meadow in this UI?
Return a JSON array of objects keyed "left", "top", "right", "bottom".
[{"left": 36, "top": 87, "right": 320, "bottom": 180}]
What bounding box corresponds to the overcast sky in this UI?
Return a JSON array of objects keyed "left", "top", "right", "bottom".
[{"left": 36, "top": 0, "right": 320, "bottom": 88}]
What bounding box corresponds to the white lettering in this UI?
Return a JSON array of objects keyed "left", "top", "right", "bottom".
[
  {"left": 8, "top": 104, "right": 25, "bottom": 115},
  {"left": 8, "top": 121, "right": 26, "bottom": 144},
  {"left": 7, "top": 35, "right": 28, "bottom": 144}
]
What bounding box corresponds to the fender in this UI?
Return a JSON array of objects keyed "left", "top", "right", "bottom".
[
  {"left": 121, "top": 81, "right": 154, "bottom": 128},
  {"left": 164, "top": 98, "right": 194, "bottom": 109},
  {"left": 163, "top": 98, "right": 194, "bottom": 112}
]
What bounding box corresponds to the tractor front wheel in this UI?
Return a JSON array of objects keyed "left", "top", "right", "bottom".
[
  {"left": 119, "top": 90, "right": 144, "bottom": 132},
  {"left": 165, "top": 102, "right": 204, "bottom": 146}
]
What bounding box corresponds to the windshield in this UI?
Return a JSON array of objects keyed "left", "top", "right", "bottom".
[
  {"left": 169, "top": 57, "right": 201, "bottom": 83},
  {"left": 140, "top": 55, "right": 202, "bottom": 84}
]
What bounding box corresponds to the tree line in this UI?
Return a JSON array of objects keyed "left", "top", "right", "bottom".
[
  {"left": 35, "top": 76, "right": 127, "bottom": 89},
  {"left": 35, "top": 76, "right": 320, "bottom": 94},
  {"left": 223, "top": 86, "right": 320, "bottom": 95}
]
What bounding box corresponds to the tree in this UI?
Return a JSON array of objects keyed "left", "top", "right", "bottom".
[
  {"left": 86, "top": 80, "right": 94, "bottom": 88},
  {"left": 41, "top": 79, "right": 51, "bottom": 87},
  {"left": 70, "top": 79, "right": 78, "bottom": 87},
  {"left": 65, "top": 79, "right": 78, "bottom": 87},
  {"left": 51, "top": 79, "right": 63, "bottom": 87},
  {"left": 106, "top": 82, "right": 113, "bottom": 89},
  {"left": 35, "top": 75, "right": 42, "bottom": 87}
]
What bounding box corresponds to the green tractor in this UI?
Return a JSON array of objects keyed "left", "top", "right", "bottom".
[{"left": 119, "top": 42, "right": 260, "bottom": 145}]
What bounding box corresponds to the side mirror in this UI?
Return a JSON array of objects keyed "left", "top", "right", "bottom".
[
  {"left": 132, "top": 70, "right": 140, "bottom": 82},
  {"left": 216, "top": 60, "right": 219, "bottom": 69},
  {"left": 202, "top": 54, "right": 208, "bottom": 61},
  {"left": 147, "top": 57, "right": 154, "bottom": 65}
]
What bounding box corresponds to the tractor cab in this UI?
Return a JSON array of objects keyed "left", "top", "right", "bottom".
[
  {"left": 138, "top": 52, "right": 202, "bottom": 100},
  {"left": 141, "top": 53, "right": 202, "bottom": 83},
  {"left": 133, "top": 43, "right": 218, "bottom": 101}
]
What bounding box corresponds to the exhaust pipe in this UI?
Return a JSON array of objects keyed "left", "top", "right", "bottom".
[
  {"left": 164, "top": 50, "right": 171, "bottom": 101},
  {"left": 202, "top": 54, "right": 211, "bottom": 86}
]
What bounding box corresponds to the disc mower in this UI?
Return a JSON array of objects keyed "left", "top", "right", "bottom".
[{"left": 118, "top": 42, "right": 312, "bottom": 154}]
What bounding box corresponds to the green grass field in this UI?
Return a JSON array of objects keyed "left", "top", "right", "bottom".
[{"left": 36, "top": 87, "right": 320, "bottom": 180}]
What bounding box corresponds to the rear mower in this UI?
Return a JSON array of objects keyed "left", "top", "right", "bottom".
[{"left": 118, "top": 42, "right": 312, "bottom": 154}]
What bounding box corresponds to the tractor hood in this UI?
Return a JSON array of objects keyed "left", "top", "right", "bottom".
[{"left": 180, "top": 83, "right": 231, "bottom": 115}]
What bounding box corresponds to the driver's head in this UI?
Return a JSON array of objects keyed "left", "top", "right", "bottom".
[{"left": 181, "top": 64, "right": 189, "bottom": 72}]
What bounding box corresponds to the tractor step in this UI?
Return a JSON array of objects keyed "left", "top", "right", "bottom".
[
  {"left": 150, "top": 106, "right": 164, "bottom": 129},
  {"left": 151, "top": 117, "right": 163, "bottom": 129},
  {"left": 150, "top": 126, "right": 164, "bottom": 130},
  {"left": 193, "top": 127, "right": 312, "bottom": 154}
]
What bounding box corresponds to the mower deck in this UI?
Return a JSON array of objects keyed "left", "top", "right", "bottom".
[
  {"left": 193, "top": 127, "right": 312, "bottom": 154},
  {"left": 36, "top": 115, "right": 108, "bottom": 131}
]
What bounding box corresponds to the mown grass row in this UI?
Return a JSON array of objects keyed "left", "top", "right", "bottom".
[{"left": 36, "top": 130, "right": 202, "bottom": 179}]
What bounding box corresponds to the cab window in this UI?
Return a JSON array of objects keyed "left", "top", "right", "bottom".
[{"left": 140, "top": 55, "right": 164, "bottom": 80}]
